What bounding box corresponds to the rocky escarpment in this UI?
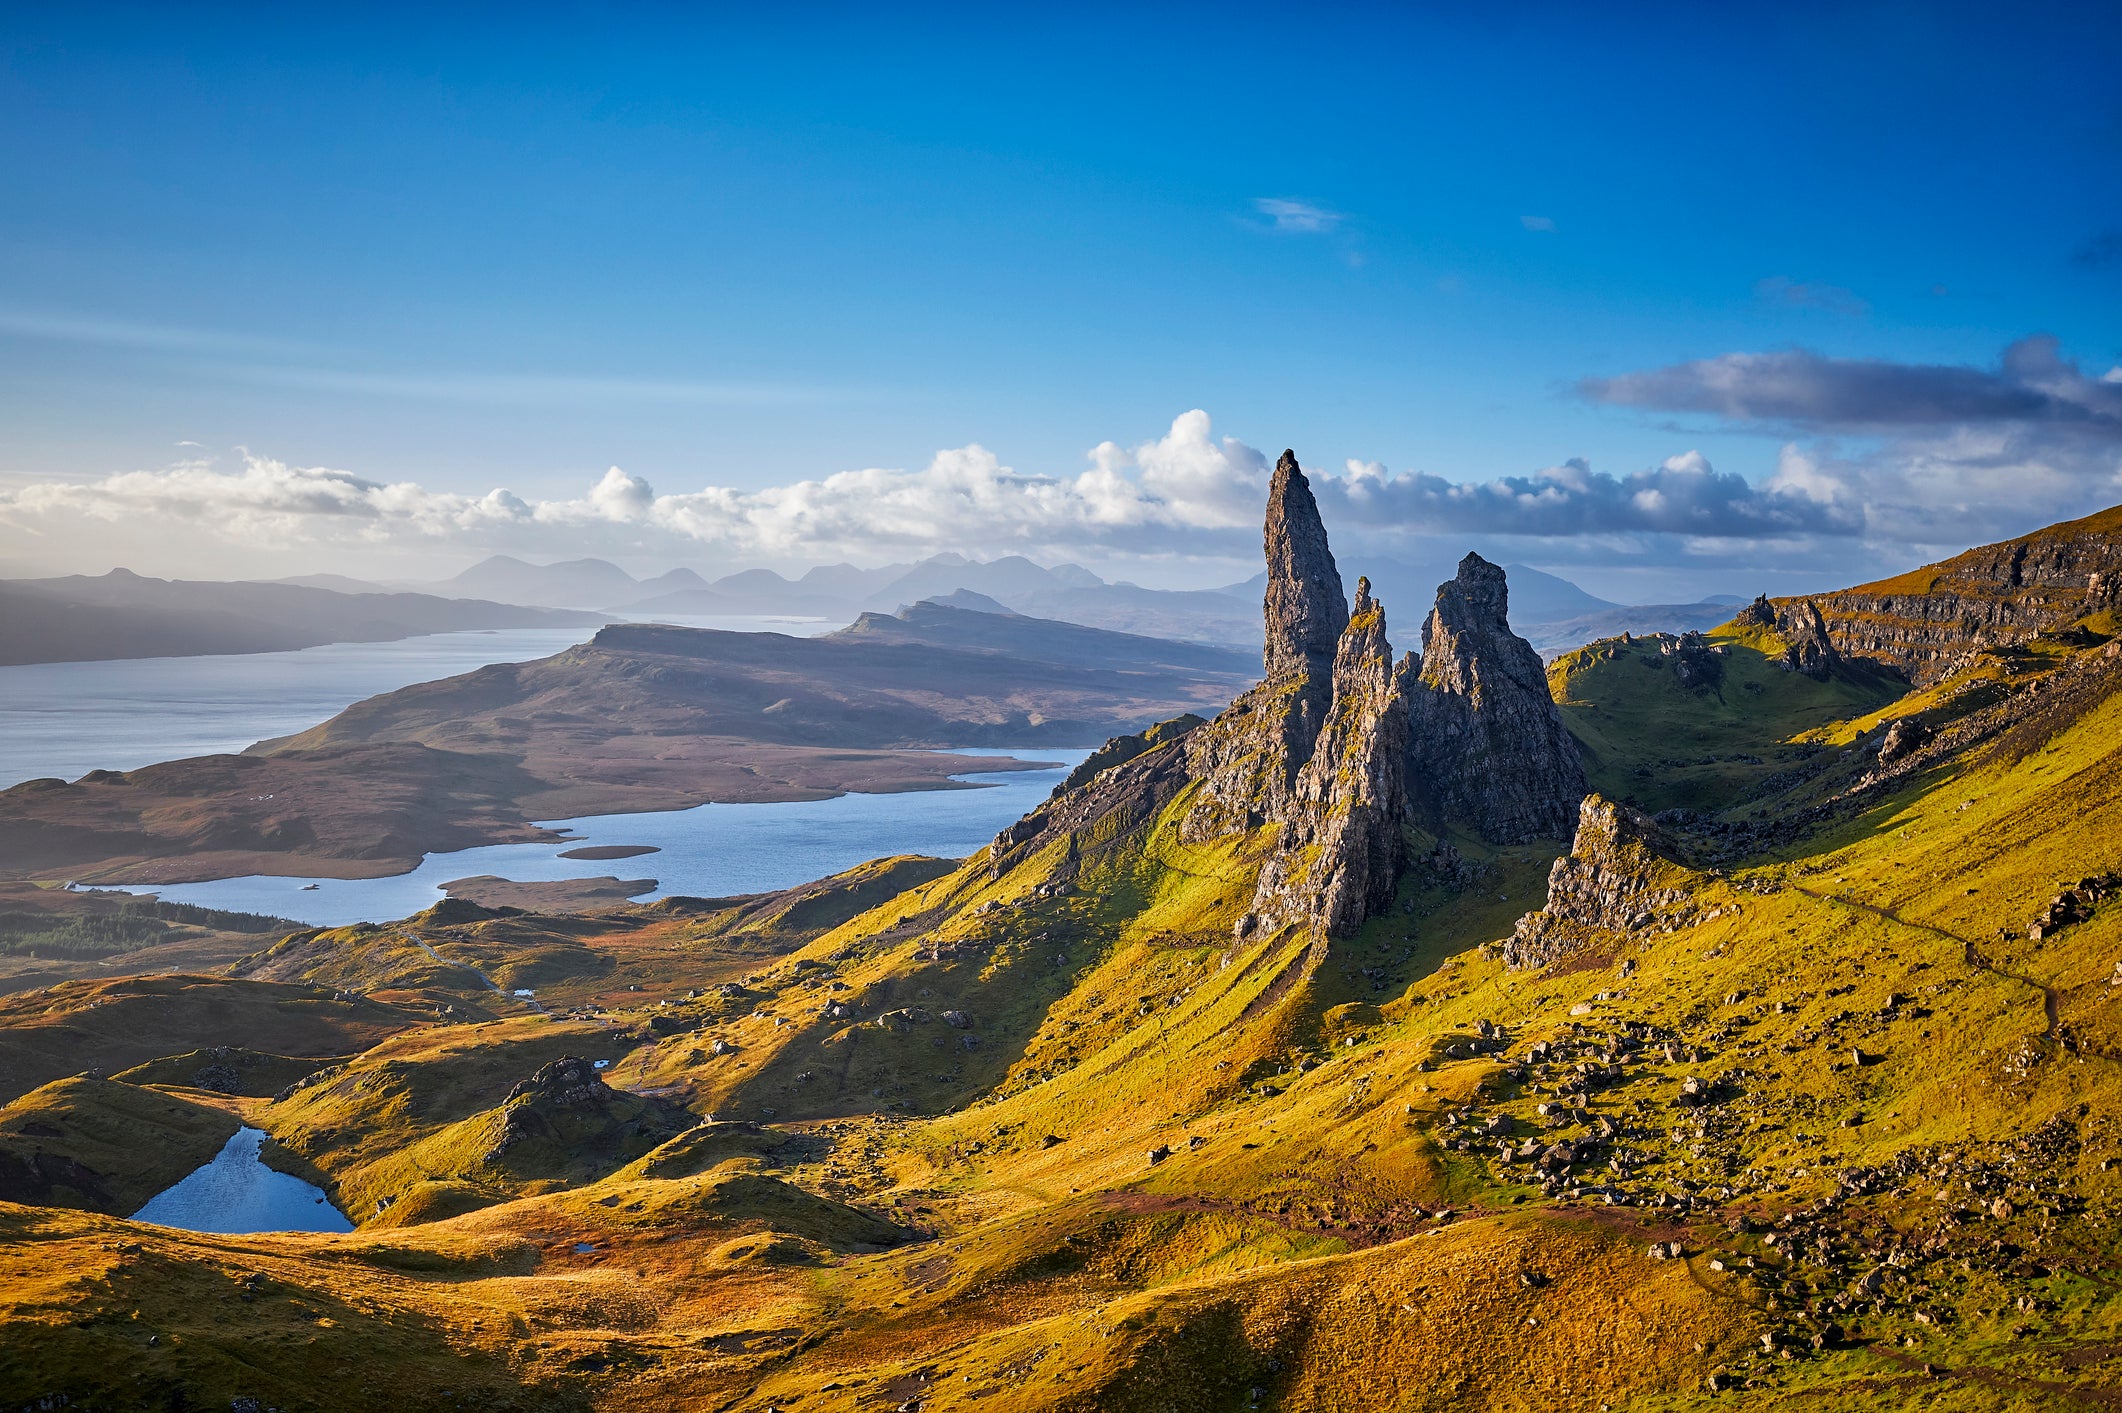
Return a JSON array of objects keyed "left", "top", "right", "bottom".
[
  {"left": 1405, "top": 554, "right": 1586, "bottom": 843},
  {"left": 1048, "top": 714, "right": 1205, "bottom": 798},
  {"left": 1505, "top": 793, "right": 1692, "bottom": 970},
  {"left": 1770, "top": 502, "right": 2122, "bottom": 686},
  {"left": 985, "top": 722, "right": 1202, "bottom": 885}
]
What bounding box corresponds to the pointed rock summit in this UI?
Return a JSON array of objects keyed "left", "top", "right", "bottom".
[
  {"left": 1261, "top": 450, "right": 1349, "bottom": 681},
  {"left": 1505, "top": 793, "right": 1688, "bottom": 970},
  {"left": 1405, "top": 552, "right": 1586, "bottom": 843},
  {"left": 1024, "top": 454, "right": 1585, "bottom": 942}
]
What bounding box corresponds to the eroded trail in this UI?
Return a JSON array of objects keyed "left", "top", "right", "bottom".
[{"left": 1792, "top": 887, "right": 2059, "bottom": 1040}]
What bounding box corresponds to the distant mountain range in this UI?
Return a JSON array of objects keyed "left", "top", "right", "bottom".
[
  {"left": 0, "top": 570, "right": 602, "bottom": 668},
  {"left": 285, "top": 552, "right": 1745, "bottom": 657}
]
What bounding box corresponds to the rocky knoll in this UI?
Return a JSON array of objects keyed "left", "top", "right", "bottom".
[
  {"left": 1505, "top": 793, "right": 1694, "bottom": 969},
  {"left": 1767, "top": 502, "right": 2122, "bottom": 685},
  {"left": 1405, "top": 553, "right": 1587, "bottom": 843}
]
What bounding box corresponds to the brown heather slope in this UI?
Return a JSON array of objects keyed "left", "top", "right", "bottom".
[
  {"left": 3, "top": 477, "right": 2122, "bottom": 1409},
  {"left": 0, "top": 603, "right": 1252, "bottom": 886}
]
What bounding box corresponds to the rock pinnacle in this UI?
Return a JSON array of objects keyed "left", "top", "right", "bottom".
[{"left": 1261, "top": 450, "right": 1348, "bottom": 681}]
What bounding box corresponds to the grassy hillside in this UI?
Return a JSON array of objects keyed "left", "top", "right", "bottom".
[
  {"left": 1548, "top": 625, "right": 1906, "bottom": 815},
  {"left": 1, "top": 571, "right": 2120, "bottom": 1408}
]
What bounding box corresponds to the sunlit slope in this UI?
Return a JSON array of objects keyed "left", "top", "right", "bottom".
[
  {"left": 4, "top": 640, "right": 2121, "bottom": 1408},
  {"left": 1548, "top": 627, "right": 1906, "bottom": 814}
]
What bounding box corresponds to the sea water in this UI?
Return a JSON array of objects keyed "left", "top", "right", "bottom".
[
  {"left": 131, "top": 1127, "right": 354, "bottom": 1235},
  {"left": 0, "top": 614, "right": 834, "bottom": 789},
  {"left": 113, "top": 751, "right": 1092, "bottom": 928}
]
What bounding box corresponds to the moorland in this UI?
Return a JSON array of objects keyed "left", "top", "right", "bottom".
[{"left": 0, "top": 457, "right": 2117, "bottom": 1410}]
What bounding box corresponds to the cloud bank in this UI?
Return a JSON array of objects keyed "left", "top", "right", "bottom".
[
  {"left": 5, "top": 338, "right": 2117, "bottom": 590},
  {"left": 0, "top": 411, "right": 1847, "bottom": 573}
]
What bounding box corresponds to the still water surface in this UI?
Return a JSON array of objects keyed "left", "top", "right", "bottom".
[
  {"left": 0, "top": 615, "right": 833, "bottom": 788},
  {"left": 131, "top": 1127, "right": 354, "bottom": 1235},
  {"left": 115, "top": 752, "right": 1090, "bottom": 927}
]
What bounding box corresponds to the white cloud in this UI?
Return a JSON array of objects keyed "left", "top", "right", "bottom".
[
  {"left": 1252, "top": 198, "right": 1342, "bottom": 234},
  {"left": 8, "top": 374, "right": 2119, "bottom": 590},
  {"left": 1520, "top": 215, "right": 1557, "bottom": 232}
]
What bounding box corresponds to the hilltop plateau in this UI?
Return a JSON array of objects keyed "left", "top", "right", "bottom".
[{"left": 1, "top": 461, "right": 2119, "bottom": 1411}]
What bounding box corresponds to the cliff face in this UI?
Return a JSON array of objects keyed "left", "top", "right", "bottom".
[
  {"left": 1405, "top": 554, "right": 1587, "bottom": 843},
  {"left": 1183, "top": 452, "right": 1355, "bottom": 843},
  {"left": 1505, "top": 793, "right": 1690, "bottom": 970},
  {"left": 1785, "top": 503, "right": 2122, "bottom": 685}
]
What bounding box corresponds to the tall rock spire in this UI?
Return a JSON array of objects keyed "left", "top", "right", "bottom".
[{"left": 1261, "top": 450, "right": 1349, "bottom": 681}]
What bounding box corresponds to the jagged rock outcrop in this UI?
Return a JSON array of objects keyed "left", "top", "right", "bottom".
[
  {"left": 1505, "top": 793, "right": 1691, "bottom": 969},
  {"left": 1663, "top": 631, "right": 1725, "bottom": 690},
  {"left": 483, "top": 1056, "right": 684, "bottom": 1171},
  {"left": 1246, "top": 578, "right": 1411, "bottom": 938},
  {"left": 1179, "top": 454, "right": 1410, "bottom": 939},
  {"left": 1777, "top": 600, "right": 1842, "bottom": 680},
  {"left": 1405, "top": 554, "right": 1586, "bottom": 843}
]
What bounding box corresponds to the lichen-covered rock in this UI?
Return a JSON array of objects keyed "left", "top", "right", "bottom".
[
  {"left": 1405, "top": 553, "right": 1586, "bottom": 843},
  {"left": 1249, "top": 577, "right": 1411, "bottom": 937},
  {"left": 1506, "top": 793, "right": 1690, "bottom": 969}
]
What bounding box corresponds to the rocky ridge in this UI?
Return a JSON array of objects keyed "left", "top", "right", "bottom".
[{"left": 1771, "top": 502, "right": 2122, "bottom": 685}]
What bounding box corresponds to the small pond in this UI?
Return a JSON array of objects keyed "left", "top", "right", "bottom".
[{"left": 131, "top": 1127, "right": 354, "bottom": 1235}]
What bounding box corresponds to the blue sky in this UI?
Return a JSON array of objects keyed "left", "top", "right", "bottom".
[{"left": 2, "top": 2, "right": 2118, "bottom": 600}]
